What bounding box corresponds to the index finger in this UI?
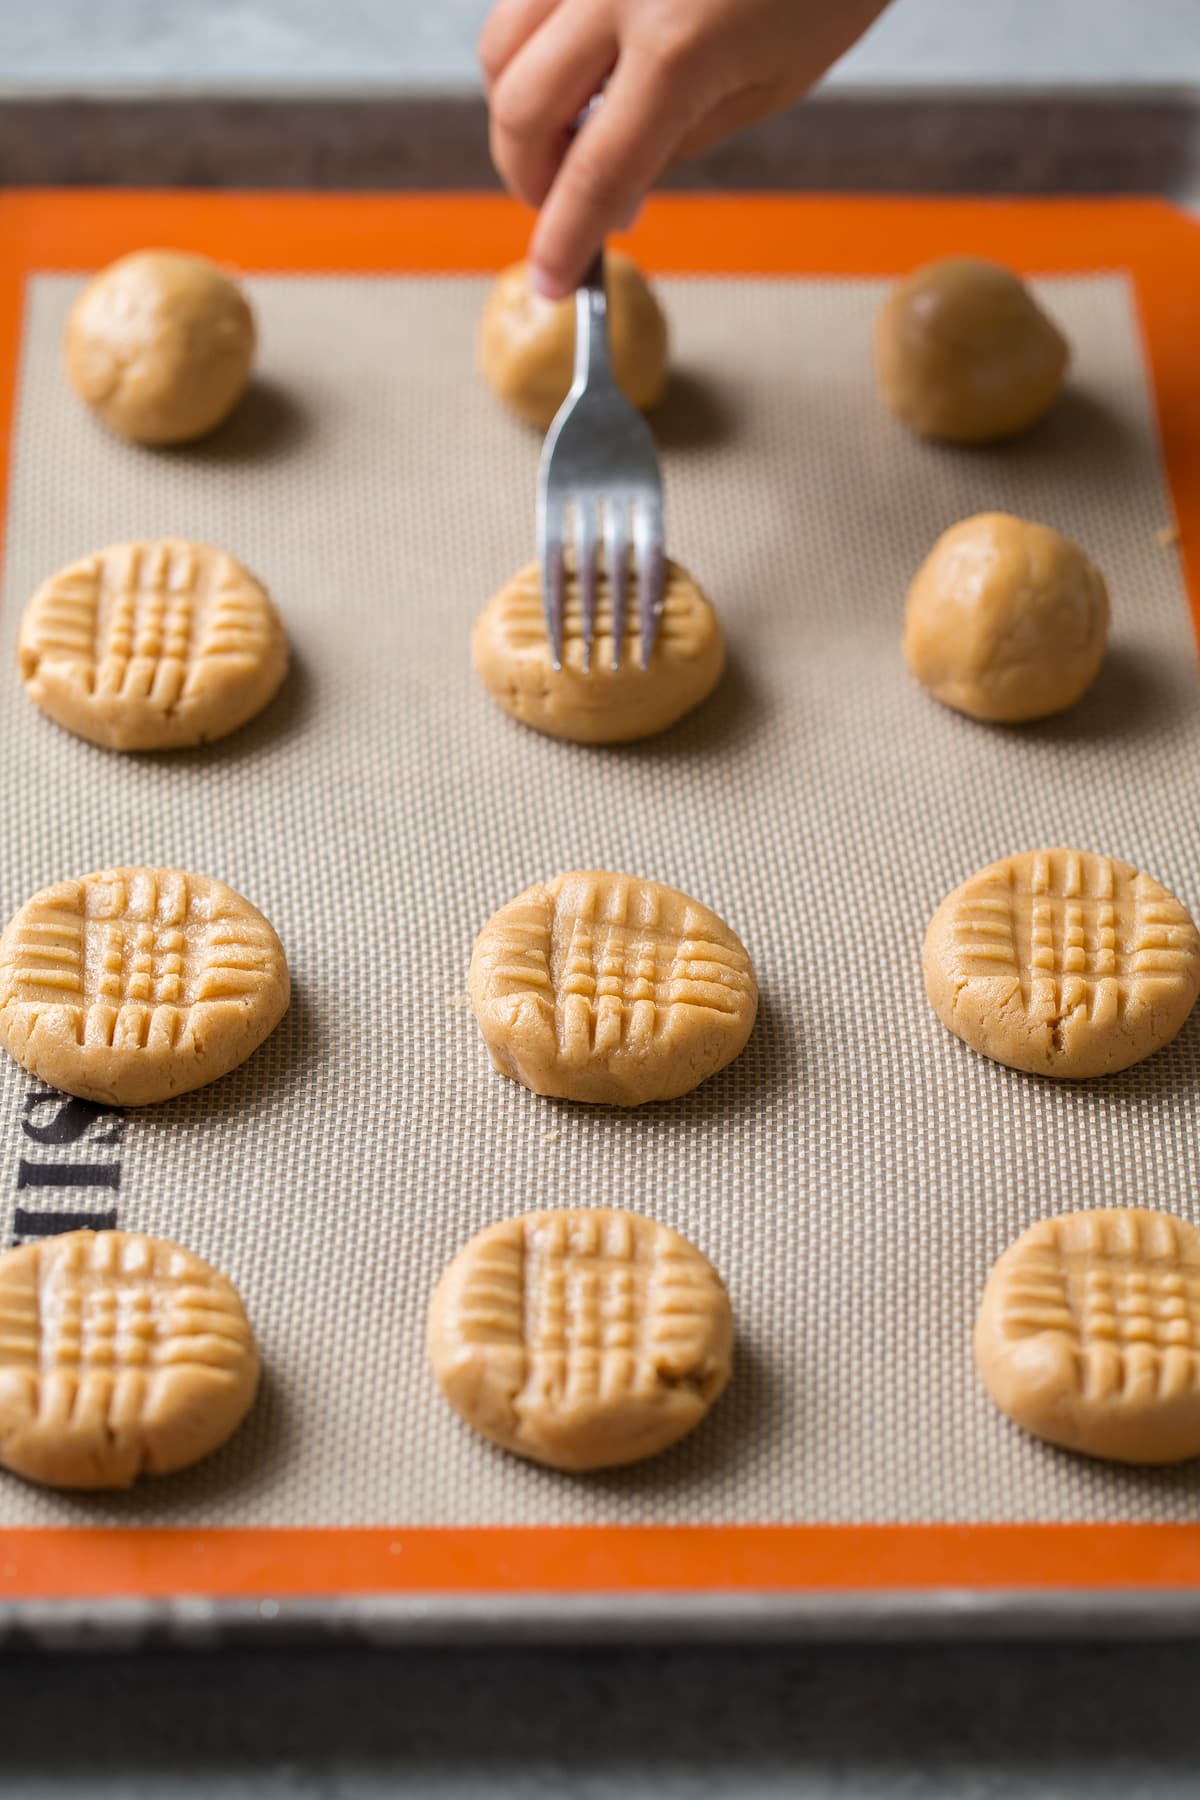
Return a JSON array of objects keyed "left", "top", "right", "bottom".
[
  {"left": 486, "top": 0, "right": 616, "bottom": 209},
  {"left": 528, "top": 51, "right": 704, "bottom": 297}
]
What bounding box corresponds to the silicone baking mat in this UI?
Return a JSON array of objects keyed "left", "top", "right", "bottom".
[{"left": 1, "top": 194, "right": 1199, "bottom": 1633}]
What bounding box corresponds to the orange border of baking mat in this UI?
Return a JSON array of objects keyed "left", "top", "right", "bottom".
[{"left": 1, "top": 191, "right": 1198, "bottom": 1603}]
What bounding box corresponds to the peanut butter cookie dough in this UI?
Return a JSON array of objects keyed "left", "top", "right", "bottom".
[
  {"left": 66, "top": 249, "right": 256, "bottom": 445},
  {"left": 429, "top": 1207, "right": 733, "bottom": 1470},
  {"left": 478, "top": 253, "right": 668, "bottom": 430},
  {"left": 0, "top": 1229, "right": 259, "bottom": 1489},
  {"left": 874, "top": 256, "right": 1068, "bottom": 443},
  {"left": 469, "top": 870, "right": 757, "bottom": 1106},
  {"left": 473, "top": 557, "right": 724, "bottom": 743},
  {"left": 903, "top": 514, "right": 1109, "bottom": 723},
  {"left": 976, "top": 1209, "right": 1200, "bottom": 1464},
  {"left": 924, "top": 848, "right": 1200, "bottom": 1079},
  {"left": 0, "top": 867, "right": 290, "bottom": 1106},
  {"left": 18, "top": 539, "right": 288, "bottom": 751}
]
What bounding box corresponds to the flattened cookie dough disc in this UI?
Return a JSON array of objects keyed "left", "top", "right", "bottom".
[
  {"left": 904, "top": 514, "right": 1109, "bottom": 724},
  {"left": 18, "top": 539, "right": 288, "bottom": 752},
  {"left": 0, "top": 1230, "right": 259, "bottom": 1489},
  {"left": 469, "top": 870, "right": 757, "bottom": 1106},
  {"left": 473, "top": 557, "right": 724, "bottom": 743},
  {"left": 873, "top": 256, "right": 1068, "bottom": 443},
  {"left": 976, "top": 1209, "right": 1200, "bottom": 1464},
  {"left": 478, "top": 253, "right": 668, "bottom": 430},
  {"left": 65, "top": 249, "right": 256, "bottom": 445},
  {"left": 0, "top": 867, "right": 290, "bottom": 1106},
  {"left": 924, "top": 848, "right": 1200, "bottom": 1079},
  {"left": 429, "top": 1208, "right": 733, "bottom": 1470}
]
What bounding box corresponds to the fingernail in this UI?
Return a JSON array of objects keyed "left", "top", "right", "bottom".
[{"left": 529, "top": 263, "right": 568, "bottom": 301}]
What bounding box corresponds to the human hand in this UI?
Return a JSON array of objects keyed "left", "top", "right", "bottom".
[{"left": 479, "top": 0, "right": 890, "bottom": 297}]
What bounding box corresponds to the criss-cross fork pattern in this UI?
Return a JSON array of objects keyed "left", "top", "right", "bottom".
[
  {"left": 485, "top": 874, "right": 755, "bottom": 1060},
  {"left": 1, "top": 869, "right": 280, "bottom": 1051},
  {"left": 951, "top": 850, "right": 1196, "bottom": 1024},
  {"left": 0, "top": 1232, "right": 253, "bottom": 1435},
  {"left": 23, "top": 541, "right": 271, "bottom": 711},
  {"left": 452, "top": 1211, "right": 724, "bottom": 1410},
  {"left": 996, "top": 1213, "right": 1200, "bottom": 1402},
  {"left": 497, "top": 561, "right": 705, "bottom": 670}
]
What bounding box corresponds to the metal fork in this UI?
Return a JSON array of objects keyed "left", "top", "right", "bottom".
[{"left": 536, "top": 245, "right": 666, "bottom": 673}]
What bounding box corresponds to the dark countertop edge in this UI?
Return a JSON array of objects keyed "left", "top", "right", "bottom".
[
  {"left": 0, "top": 87, "right": 1197, "bottom": 193},
  {"left": 6, "top": 1588, "right": 1200, "bottom": 1651}
]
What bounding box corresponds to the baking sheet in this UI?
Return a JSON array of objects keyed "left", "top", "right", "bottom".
[
  {"left": 0, "top": 195, "right": 1198, "bottom": 1638},
  {"left": 2, "top": 255, "right": 1198, "bottom": 1538}
]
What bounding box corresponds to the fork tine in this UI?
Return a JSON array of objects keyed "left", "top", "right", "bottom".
[
  {"left": 604, "top": 500, "right": 630, "bottom": 672},
  {"left": 577, "top": 496, "right": 600, "bottom": 674},
  {"left": 539, "top": 493, "right": 567, "bottom": 671},
  {"left": 537, "top": 237, "right": 665, "bottom": 676},
  {"left": 634, "top": 500, "right": 666, "bottom": 672}
]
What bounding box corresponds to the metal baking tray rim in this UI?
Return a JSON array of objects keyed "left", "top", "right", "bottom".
[{"left": 9, "top": 1589, "right": 1200, "bottom": 1650}]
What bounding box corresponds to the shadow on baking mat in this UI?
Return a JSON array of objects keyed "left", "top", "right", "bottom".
[
  {"left": 665, "top": 988, "right": 798, "bottom": 1118},
  {"left": 892, "top": 386, "right": 1145, "bottom": 541},
  {"left": 130, "top": 981, "right": 319, "bottom": 1135},
  {"left": 166, "top": 646, "right": 316, "bottom": 764},
  {"left": 621, "top": 646, "right": 763, "bottom": 764},
  {"left": 1023, "top": 639, "right": 1193, "bottom": 746},
  {"left": 532, "top": 988, "right": 798, "bottom": 1130},
  {"left": 1012, "top": 1425, "right": 1200, "bottom": 1509},
  {"left": 1085, "top": 1003, "right": 1200, "bottom": 1103},
  {"left": 650, "top": 368, "right": 737, "bottom": 451},
  {"left": 966, "top": 998, "right": 1200, "bottom": 1104},
  {"left": 519, "top": 1336, "right": 785, "bottom": 1506},
  {"left": 170, "top": 378, "right": 311, "bottom": 465},
  {"left": 919, "top": 386, "right": 1141, "bottom": 477},
  {"left": 1007, "top": 385, "right": 1141, "bottom": 467},
  {"left": 27, "top": 1365, "right": 292, "bottom": 1520},
  {"left": 600, "top": 1340, "right": 784, "bottom": 1502}
]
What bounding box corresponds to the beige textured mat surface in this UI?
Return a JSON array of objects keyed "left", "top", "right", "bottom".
[{"left": 1, "top": 272, "right": 1198, "bottom": 1526}]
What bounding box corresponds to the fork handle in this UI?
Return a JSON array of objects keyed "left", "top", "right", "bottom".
[{"left": 573, "top": 248, "right": 612, "bottom": 388}]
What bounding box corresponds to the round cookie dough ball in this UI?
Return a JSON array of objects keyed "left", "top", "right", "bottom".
[
  {"left": 470, "top": 871, "right": 758, "bottom": 1107},
  {"left": 903, "top": 513, "right": 1109, "bottom": 723},
  {"left": 873, "top": 256, "right": 1068, "bottom": 443},
  {"left": 0, "top": 1229, "right": 261, "bottom": 1489},
  {"left": 429, "top": 1208, "right": 733, "bottom": 1471},
  {"left": 0, "top": 867, "right": 291, "bottom": 1107},
  {"left": 975, "top": 1208, "right": 1200, "bottom": 1464},
  {"left": 65, "top": 250, "right": 256, "bottom": 444},
  {"left": 18, "top": 538, "right": 289, "bottom": 751},
  {"left": 478, "top": 252, "right": 668, "bottom": 429},
  {"left": 924, "top": 849, "right": 1200, "bottom": 1080},
  {"left": 472, "top": 556, "right": 724, "bottom": 743}
]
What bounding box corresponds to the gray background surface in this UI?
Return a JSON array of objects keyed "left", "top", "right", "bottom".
[{"left": 2, "top": 0, "right": 1199, "bottom": 91}]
